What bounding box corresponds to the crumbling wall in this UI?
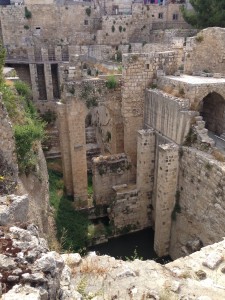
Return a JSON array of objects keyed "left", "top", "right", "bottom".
[
  {"left": 170, "top": 147, "right": 225, "bottom": 259},
  {"left": 0, "top": 95, "right": 18, "bottom": 195},
  {"left": 185, "top": 27, "right": 225, "bottom": 75},
  {"left": 122, "top": 51, "right": 177, "bottom": 167},
  {"left": 92, "top": 154, "right": 131, "bottom": 205}
]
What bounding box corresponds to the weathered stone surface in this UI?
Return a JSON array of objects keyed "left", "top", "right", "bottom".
[
  {"left": 0, "top": 254, "right": 16, "bottom": 270},
  {"left": 2, "top": 285, "right": 48, "bottom": 300},
  {"left": 202, "top": 253, "right": 223, "bottom": 270},
  {"left": 61, "top": 253, "right": 82, "bottom": 266},
  {"left": 0, "top": 195, "right": 29, "bottom": 226}
]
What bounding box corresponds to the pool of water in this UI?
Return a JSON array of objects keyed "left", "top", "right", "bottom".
[{"left": 89, "top": 228, "right": 171, "bottom": 264}]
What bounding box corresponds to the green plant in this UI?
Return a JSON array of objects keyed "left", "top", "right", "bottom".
[
  {"left": 105, "top": 131, "right": 111, "bottom": 142},
  {"left": 85, "top": 7, "right": 91, "bottom": 17},
  {"left": 48, "top": 169, "right": 91, "bottom": 251},
  {"left": 123, "top": 27, "right": 126, "bottom": 32},
  {"left": 205, "top": 162, "right": 212, "bottom": 170},
  {"left": 14, "top": 80, "right": 32, "bottom": 100},
  {"left": 41, "top": 109, "right": 57, "bottom": 124},
  {"left": 183, "top": 128, "right": 197, "bottom": 146},
  {"left": 87, "top": 68, "right": 91, "bottom": 76},
  {"left": 68, "top": 85, "right": 75, "bottom": 94},
  {"left": 117, "top": 65, "right": 122, "bottom": 73},
  {"left": 128, "top": 44, "right": 132, "bottom": 52},
  {"left": 195, "top": 35, "right": 204, "bottom": 42},
  {"left": 14, "top": 122, "right": 45, "bottom": 174},
  {"left": 86, "top": 97, "right": 98, "bottom": 108},
  {"left": 24, "top": 24, "right": 29, "bottom": 30},
  {"left": 114, "top": 50, "right": 122, "bottom": 62},
  {"left": 125, "top": 248, "right": 143, "bottom": 261},
  {"left": 150, "top": 83, "right": 157, "bottom": 89},
  {"left": 111, "top": 25, "right": 115, "bottom": 33},
  {"left": 106, "top": 75, "right": 118, "bottom": 89},
  {"left": 119, "top": 25, "right": 123, "bottom": 32},
  {"left": 179, "top": 87, "right": 185, "bottom": 96},
  {"left": 24, "top": 6, "right": 32, "bottom": 19}
]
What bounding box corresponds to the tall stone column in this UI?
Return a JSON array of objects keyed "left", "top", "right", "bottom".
[
  {"left": 136, "top": 129, "right": 156, "bottom": 228},
  {"left": 154, "top": 143, "right": 179, "bottom": 257},
  {"left": 57, "top": 102, "right": 73, "bottom": 196},
  {"left": 29, "top": 64, "right": 39, "bottom": 101},
  {"left": 67, "top": 99, "right": 88, "bottom": 206},
  {"left": 44, "top": 63, "right": 54, "bottom": 101}
]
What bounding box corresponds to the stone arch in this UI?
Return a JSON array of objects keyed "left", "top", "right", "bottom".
[{"left": 199, "top": 92, "right": 225, "bottom": 136}]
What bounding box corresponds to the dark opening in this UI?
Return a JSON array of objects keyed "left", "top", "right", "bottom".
[
  {"left": 6, "top": 63, "right": 31, "bottom": 87},
  {"left": 36, "top": 64, "right": 47, "bottom": 100},
  {"left": 200, "top": 92, "right": 225, "bottom": 136},
  {"left": 51, "top": 64, "right": 60, "bottom": 99},
  {"left": 89, "top": 228, "right": 171, "bottom": 263}
]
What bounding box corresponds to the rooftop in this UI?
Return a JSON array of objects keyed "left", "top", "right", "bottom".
[{"left": 165, "top": 74, "right": 225, "bottom": 85}]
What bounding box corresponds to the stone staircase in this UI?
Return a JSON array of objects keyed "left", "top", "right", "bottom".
[
  {"left": 43, "top": 125, "right": 61, "bottom": 159},
  {"left": 193, "top": 115, "right": 215, "bottom": 146}
]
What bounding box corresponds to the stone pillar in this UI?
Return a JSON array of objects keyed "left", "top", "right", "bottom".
[
  {"left": 44, "top": 63, "right": 54, "bottom": 101},
  {"left": 67, "top": 99, "right": 88, "bottom": 206},
  {"left": 137, "top": 129, "right": 155, "bottom": 191},
  {"left": 29, "top": 64, "right": 39, "bottom": 101},
  {"left": 55, "top": 46, "right": 62, "bottom": 61},
  {"left": 27, "top": 47, "right": 35, "bottom": 61},
  {"left": 136, "top": 129, "right": 156, "bottom": 228},
  {"left": 41, "top": 47, "right": 48, "bottom": 61},
  {"left": 57, "top": 102, "right": 73, "bottom": 196},
  {"left": 154, "top": 143, "right": 179, "bottom": 257}
]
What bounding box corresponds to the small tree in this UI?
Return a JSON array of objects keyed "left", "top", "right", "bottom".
[
  {"left": 24, "top": 7, "right": 32, "bottom": 19},
  {"left": 181, "top": 0, "right": 225, "bottom": 28}
]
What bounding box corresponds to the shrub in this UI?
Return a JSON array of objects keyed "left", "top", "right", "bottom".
[
  {"left": 14, "top": 121, "right": 45, "bottom": 173},
  {"left": 195, "top": 35, "right": 204, "bottom": 43},
  {"left": 106, "top": 75, "right": 117, "bottom": 89},
  {"left": 24, "top": 7, "right": 32, "bottom": 19},
  {"left": 85, "top": 7, "right": 91, "bottom": 17},
  {"left": 111, "top": 25, "right": 115, "bottom": 32},
  {"left": 24, "top": 24, "right": 29, "bottom": 30},
  {"left": 41, "top": 109, "right": 57, "bottom": 124},
  {"left": 14, "top": 80, "right": 32, "bottom": 100},
  {"left": 212, "top": 149, "right": 225, "bottom": 162},
  {"left": 119, "top": 25, "right": 123, "bottom": 32}
]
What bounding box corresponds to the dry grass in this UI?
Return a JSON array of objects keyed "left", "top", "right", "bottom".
[
  {"left": 73, "top": 256, "right": 112, "bottom": 277},
  {"left": 212, "top": 149, "right": 225, "bottom": 162}
]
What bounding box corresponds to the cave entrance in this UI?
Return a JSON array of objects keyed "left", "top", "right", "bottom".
[{"left": 200, "top": 92, "right": 225, "bottom": 136}]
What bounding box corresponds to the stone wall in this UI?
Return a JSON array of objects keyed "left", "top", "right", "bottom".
[
  {"left": 144, "top": 89, "right": 194, "bottom": 144},
  {"left": 92, "top": 154, "right": 131, "bottom": 205},
  {"left": 154, "top": 143, "right": 179, "bottom": 257},
  {"left": 0, "top": 95, "right": 18, "bottom": 195},
  {"left": 0, "top": 4, "right": 99, "bottom": 51},
  {"left": 158, "top": 75, "right": 225, "bottom": 109},
  {"left": 122, "top": 51, "right": 178, "bottom": 167},
  {"left": 185, "top": 27, "right": 225, "bottom": 75},
  {"left": 170, "top": 147, "right": 225, "bottom": 259}
]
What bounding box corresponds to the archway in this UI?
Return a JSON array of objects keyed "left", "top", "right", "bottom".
[{"left": 200, "top": 92, "right": 225, "bottom": 136}]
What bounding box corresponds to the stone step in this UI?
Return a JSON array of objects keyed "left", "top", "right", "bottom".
[
  {"left": 196, "top": 120, "right": 205, "bottom": 130},
  {"left": 220, "top": 133, "right": 225, "bottom": 140},
  {"left": 195, "top": 116, "right": 203, "bottom": 122}
]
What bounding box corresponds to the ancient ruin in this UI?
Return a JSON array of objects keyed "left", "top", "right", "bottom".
[{"left": 1, "top": 0, "right": 225, "bottom": 298}]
